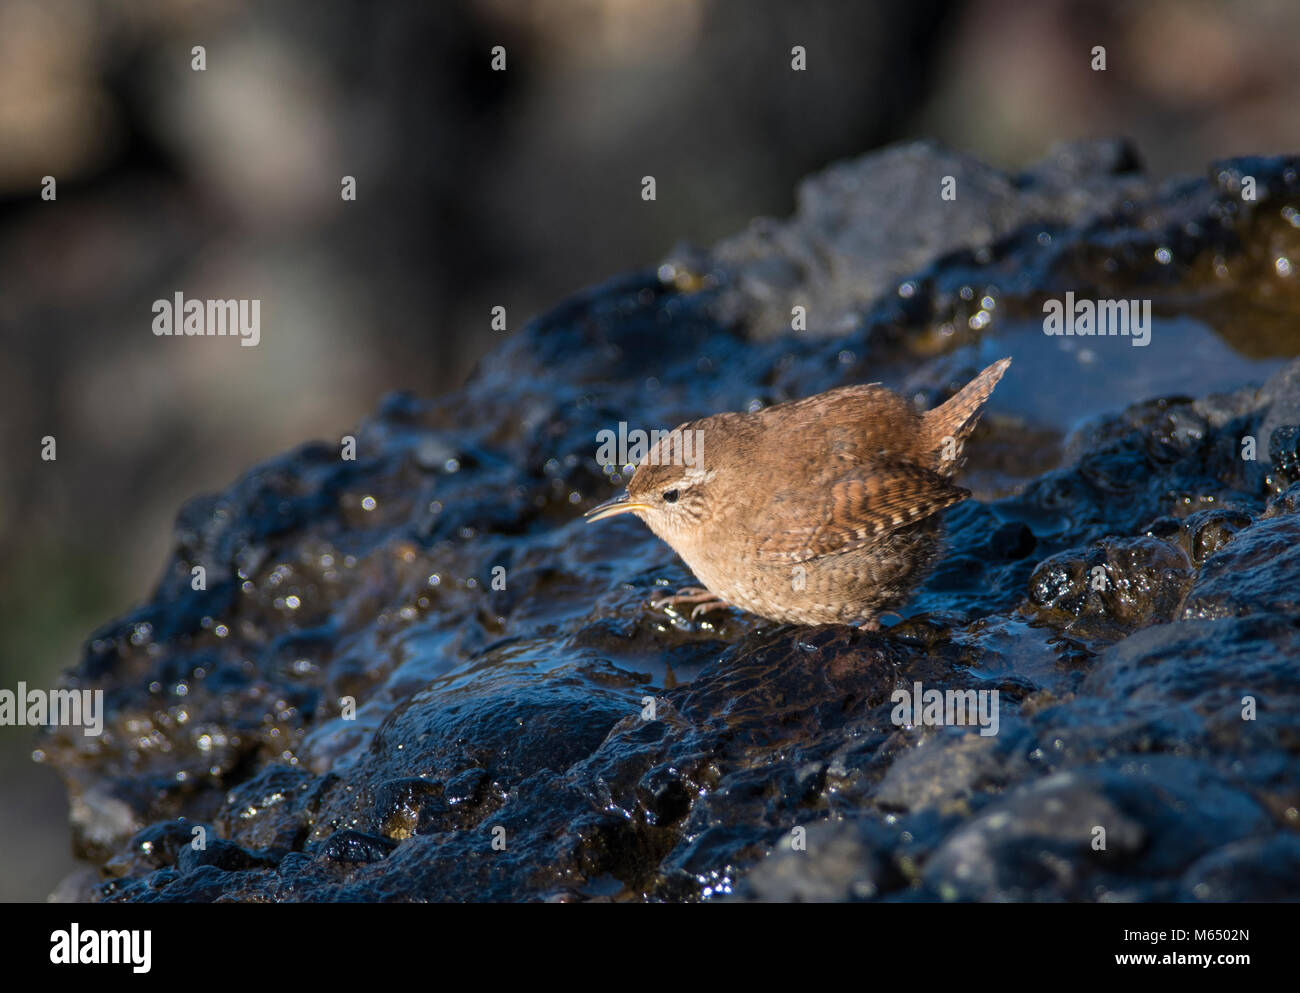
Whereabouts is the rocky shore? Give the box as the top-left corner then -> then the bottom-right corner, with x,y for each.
41,140 -> 1300,901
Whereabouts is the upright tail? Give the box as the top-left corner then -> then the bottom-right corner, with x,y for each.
923,357 -> 1011,475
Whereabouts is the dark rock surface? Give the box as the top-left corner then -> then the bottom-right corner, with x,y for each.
39,141 -> 1300,901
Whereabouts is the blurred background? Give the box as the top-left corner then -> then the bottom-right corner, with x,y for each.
1,0 -> 1297,901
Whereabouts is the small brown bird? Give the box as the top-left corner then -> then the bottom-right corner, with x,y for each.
585,358 -> 1010,628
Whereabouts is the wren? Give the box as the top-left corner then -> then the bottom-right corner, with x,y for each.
585,358 -> 1011,628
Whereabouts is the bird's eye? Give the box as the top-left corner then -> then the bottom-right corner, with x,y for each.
662,489 -> 680,503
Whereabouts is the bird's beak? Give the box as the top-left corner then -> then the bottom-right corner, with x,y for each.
584,490 -> 652,523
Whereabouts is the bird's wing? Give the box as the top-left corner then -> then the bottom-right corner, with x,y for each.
752,459 -> 969,564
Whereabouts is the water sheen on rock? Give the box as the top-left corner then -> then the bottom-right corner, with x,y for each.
40,140 -> 1300,902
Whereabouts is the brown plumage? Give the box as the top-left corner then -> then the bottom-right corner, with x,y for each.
585,358 -> 1011,627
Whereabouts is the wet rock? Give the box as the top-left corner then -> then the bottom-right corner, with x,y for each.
315,831 -> 397,865
1180,515 -> 1300,619
1179,834 -> 1300,901
875,728 -> 1031,814
1266,425 -> 1300,491
176,837 -> 281,874
987,521 -> 1037,560
105,820 -> 208,878
921,764 -> 1268,902
705,138 -> 1151,340
37,141 -> 1300,902
1256,357 -> 1300,482
1264,481 -> 1300,517
216,764 -> 323,851
373,778 -> 446,839
1183,508 -> 1254,564
1026,536 -> 1195,635
728,819 -> 901,902
1079,615 -> 1300,753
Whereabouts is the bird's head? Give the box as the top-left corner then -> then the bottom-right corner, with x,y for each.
584,427 -> 714,544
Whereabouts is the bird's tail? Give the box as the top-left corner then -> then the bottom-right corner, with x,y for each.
923,357 -> 1011,475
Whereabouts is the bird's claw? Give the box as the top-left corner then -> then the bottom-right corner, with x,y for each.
857,611 -> 902,632
651,586 -> 731,620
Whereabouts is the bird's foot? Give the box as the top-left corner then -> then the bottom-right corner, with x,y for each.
857,611 -> 902,632
651,586 -> 732,620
